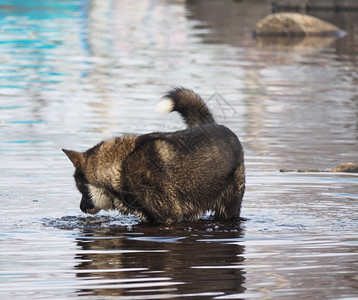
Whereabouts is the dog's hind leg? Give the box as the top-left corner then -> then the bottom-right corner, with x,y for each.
214,184 -> 240,220
214,165 -> 245,220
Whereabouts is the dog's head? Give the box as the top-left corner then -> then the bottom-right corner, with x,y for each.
62,149 -> 114,214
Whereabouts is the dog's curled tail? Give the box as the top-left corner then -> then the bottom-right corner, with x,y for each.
156,87 -> 215,127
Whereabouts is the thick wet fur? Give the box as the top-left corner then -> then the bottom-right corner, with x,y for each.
63,87 -> 245,224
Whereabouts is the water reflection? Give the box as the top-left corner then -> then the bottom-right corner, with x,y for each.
1,0 -> 358,299
74,222 -> 245,298
254,36 -> 339,50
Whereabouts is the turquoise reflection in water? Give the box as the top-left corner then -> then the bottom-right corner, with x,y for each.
0,0 -> 86,19
7,140 -> 50,143
7,120 -> 45,124
0,105 -> 24,109
0,0 -> 89,90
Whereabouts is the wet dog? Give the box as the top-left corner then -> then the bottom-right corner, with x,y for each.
63,88 -> 245,224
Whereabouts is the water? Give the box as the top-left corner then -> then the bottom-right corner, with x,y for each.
1,0 -> 358,298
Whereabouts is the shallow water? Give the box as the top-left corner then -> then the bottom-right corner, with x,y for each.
1,0 -> 358,299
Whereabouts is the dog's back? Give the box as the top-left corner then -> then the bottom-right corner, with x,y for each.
120,88 -> 245,223
123,124 -> 244,223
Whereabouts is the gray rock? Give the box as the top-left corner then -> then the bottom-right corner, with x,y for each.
253,13 -> 344,37
280,162 -> 358,173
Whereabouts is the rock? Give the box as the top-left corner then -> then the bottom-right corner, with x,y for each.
280,162 -> 358,173
253,13 -> 344,37
280,168 -> 323,172
331,162 -> 358,173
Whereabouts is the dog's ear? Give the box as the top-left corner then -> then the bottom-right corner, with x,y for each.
62,149 -> 85,169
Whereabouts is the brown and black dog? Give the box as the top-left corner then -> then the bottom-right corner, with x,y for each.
63,88 -> 245,224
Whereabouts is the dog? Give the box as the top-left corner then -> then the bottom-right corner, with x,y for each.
63,88 -> 245,224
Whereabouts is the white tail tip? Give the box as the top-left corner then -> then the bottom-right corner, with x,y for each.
156,97 -> 174,113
